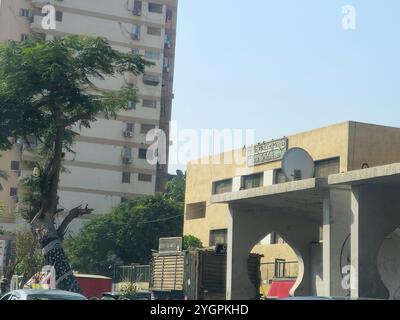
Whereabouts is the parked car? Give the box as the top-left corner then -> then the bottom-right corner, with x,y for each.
101,290 -> 155,300
0,289 -> 87,300
101,292 -> 120,300
280,296 -> 335,300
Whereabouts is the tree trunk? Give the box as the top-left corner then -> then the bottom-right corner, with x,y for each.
32,216 -> 82,293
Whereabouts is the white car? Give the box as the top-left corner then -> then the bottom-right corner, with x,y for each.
0,289 -> 87,300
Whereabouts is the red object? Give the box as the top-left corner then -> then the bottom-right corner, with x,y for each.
74,274 -> 112,299
267,279 -> 296,298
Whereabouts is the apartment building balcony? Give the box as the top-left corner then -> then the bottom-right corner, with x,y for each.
31,0 -> 166,26
30,14 -> 164,50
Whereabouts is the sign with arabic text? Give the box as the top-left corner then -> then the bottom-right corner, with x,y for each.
247,137 -> 288,166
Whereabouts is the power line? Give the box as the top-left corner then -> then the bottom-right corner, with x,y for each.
138,214 -> 183,225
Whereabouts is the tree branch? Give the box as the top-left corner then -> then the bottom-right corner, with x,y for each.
57,205 -> 94,239
64,113 -> 93,127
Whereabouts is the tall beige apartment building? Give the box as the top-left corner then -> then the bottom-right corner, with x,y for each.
0,0 -> 178,232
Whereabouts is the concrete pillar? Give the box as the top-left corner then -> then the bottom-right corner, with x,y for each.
226,204 -> 264,300
323,188 -> 351,297
350,185 -> 400,299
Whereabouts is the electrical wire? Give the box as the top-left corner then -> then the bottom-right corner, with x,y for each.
138,213 -> 183,225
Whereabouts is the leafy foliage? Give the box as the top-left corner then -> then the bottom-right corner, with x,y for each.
165,170 -> 185,203
118,282 -> 138,300
183,235 -> 203,250
0,35 -> 150,150
65,194 -> 183,275
14,231 -> 45,281
0,35 -> 150,222
0,35 -> 150,293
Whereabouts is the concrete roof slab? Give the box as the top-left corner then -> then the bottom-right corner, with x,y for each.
211,178 -> 327,221
328,163 -> 400,187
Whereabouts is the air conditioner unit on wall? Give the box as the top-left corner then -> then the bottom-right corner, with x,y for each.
123,131 -> 133,138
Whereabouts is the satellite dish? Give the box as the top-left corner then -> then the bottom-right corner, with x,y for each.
282,148 -> 315,181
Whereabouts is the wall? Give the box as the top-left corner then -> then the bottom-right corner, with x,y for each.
0,147 -> 19,227
348,122 -> 400,170
0,0 -> 33,42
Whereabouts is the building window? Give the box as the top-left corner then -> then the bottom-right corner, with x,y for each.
138,174 -> 152,182
133,0 -> 143,15
9,188 -> 17,197
241,173 -> 263,190
142,99 -> 157,108
141,124 -> 156,134
127,100 -> 136,110
126,123 -> 134,133
131,24 -> 141,40
315,157 -> 340,178
164,34 -> 171,48
56,11 -> 63,22
19,9 -> 32,18
148,3 -> 163,14
163,57 -> 170,69
10,161 -> 20,171
138,148 -> 148,160
147,26 -> 162,36
209,229 -> 227,246
122,147 -> 133,164
212,179 -> 232,195
270,232 -> 285,244
186,202 -> 206,220
132,48 -> 140,56
144,50 -> 161,60
122,172 -> 131,184
166,9 -> 173,21
143,74 -> 160,86
274,169 -> 287,184
21,34 -> 29,42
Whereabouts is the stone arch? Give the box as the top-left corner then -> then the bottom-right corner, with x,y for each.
227,205 -> 320,299
251,231 -> 299,298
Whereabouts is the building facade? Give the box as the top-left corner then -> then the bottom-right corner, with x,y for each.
184,121 -> 400,298
0,0 -> 178,232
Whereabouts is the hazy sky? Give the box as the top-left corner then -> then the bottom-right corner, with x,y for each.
168,0 -> 400,173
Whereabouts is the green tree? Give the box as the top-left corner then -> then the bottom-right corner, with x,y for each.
165,170 -> 185,203
14,231 -> 45,284
0,35 -> 149,292
183,235 -> 203,250
65,194 -> 183,276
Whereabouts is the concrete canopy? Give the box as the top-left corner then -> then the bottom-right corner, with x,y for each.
211,178 -> 328,223
212,163 -> 400,299
328,162 -> 400,187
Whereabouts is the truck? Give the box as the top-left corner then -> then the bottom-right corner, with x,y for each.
150,248 -> 261,300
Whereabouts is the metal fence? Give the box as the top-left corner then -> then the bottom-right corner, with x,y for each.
114,265 -> 150,283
